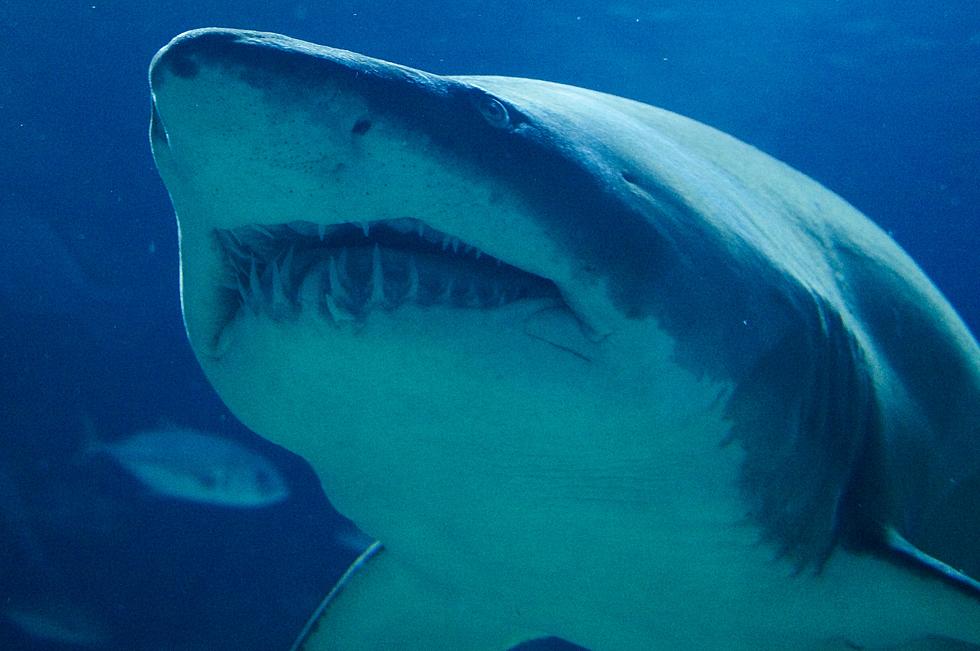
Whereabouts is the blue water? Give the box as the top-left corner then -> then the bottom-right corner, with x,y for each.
1,2 -> 977,649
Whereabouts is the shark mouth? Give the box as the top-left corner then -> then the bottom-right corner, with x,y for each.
214,218 -> 564,324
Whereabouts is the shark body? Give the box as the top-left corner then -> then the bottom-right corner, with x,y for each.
148,29 -> 980,650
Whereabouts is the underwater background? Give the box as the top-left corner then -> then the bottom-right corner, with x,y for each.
1,2 -> 977,649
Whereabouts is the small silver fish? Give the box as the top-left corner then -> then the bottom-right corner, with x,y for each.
90,424 -> 289,508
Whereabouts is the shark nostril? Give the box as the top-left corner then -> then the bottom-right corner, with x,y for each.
351,118 -> 373,135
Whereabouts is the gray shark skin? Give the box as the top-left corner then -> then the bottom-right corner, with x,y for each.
148,29 -> 980,650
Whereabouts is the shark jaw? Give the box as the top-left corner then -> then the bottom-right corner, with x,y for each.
207,217 -> 575,357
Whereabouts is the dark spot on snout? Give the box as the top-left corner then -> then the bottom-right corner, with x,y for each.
151,30 -> 240,88
169,55 -> 199,79
351,118 -> 373,135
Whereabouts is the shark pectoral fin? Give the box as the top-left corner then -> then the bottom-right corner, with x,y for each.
294,544 -> 539,651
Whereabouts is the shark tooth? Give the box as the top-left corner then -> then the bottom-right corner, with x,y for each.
406,255 -> 420,302
248,257 -> 261,313
323,293 -> 355,322
328,254 -> 351,303
268,258 -> 289,317
369,244 -> 385,306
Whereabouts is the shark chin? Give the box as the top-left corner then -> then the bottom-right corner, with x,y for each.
150,28 -> 980,650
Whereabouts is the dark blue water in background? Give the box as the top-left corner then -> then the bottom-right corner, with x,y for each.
0,2 -> 977,649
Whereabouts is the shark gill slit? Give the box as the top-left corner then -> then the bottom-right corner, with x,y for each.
213,218 -> 566,326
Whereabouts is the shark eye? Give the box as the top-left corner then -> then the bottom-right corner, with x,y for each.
476,95 -> 510,129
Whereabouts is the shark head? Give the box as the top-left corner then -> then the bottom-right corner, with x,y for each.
150,29 -> 980,649
148,27 -> 723,542
149,29 -> 641,345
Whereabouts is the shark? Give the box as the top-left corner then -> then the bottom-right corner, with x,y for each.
148,29 -> 980,650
